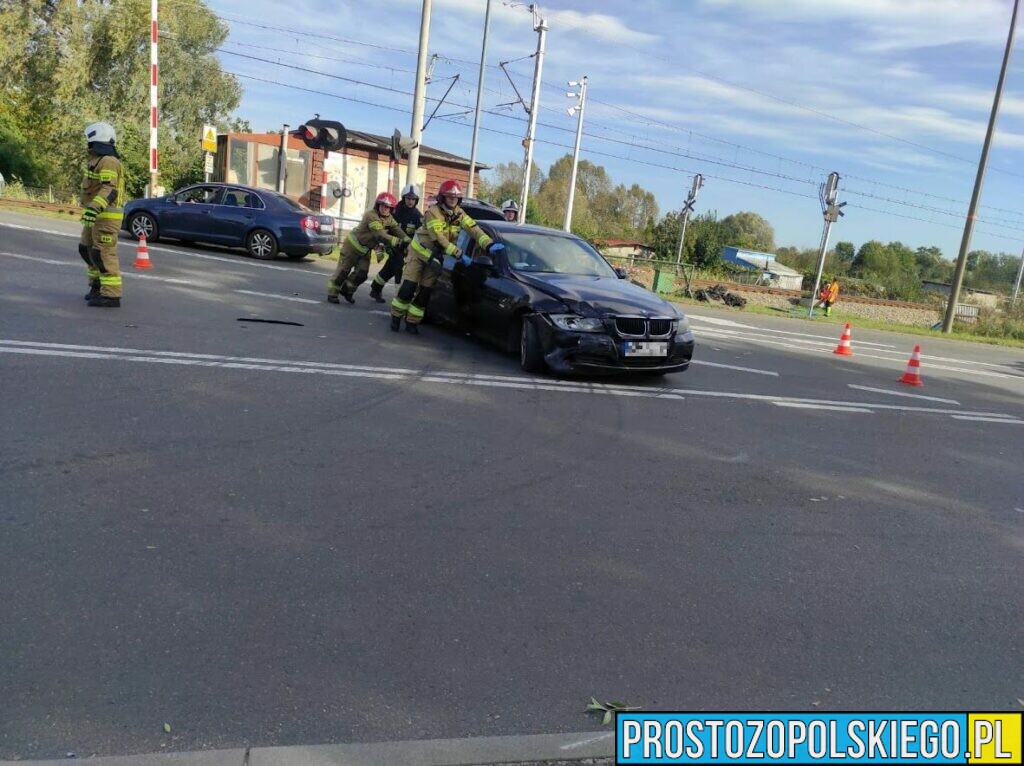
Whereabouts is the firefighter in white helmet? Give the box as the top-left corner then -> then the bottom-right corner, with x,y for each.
79,121 -> 126,307
501,199 -> 520,223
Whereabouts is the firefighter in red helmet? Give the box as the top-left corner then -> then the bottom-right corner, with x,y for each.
390,180 -> 504,334
328,191 -> 409,304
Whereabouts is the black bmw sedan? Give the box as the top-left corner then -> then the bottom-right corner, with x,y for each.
427,221 -> 695,375
121,183 -> 336,260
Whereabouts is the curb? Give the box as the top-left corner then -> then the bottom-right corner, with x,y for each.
0,731 -> 615,766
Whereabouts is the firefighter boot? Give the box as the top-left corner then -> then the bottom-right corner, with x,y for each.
369,283 -> 385,303
390,315 -> 402,332
405,322 -> 419,335
339,284 -> 355,304
84,282 -> 101,301
88,295 -> 121,308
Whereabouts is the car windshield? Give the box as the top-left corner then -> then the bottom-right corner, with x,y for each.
500,231 -> 617,277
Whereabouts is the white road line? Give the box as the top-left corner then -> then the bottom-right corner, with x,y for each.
1,251 -> 199,286
690,359 -> 779,376
696,327 -> 1024,381
234,289 -> 320,304
772,402 -> 873,413
951,415 -> 1024,424
0,221 -> 316,273
688,313 -> 898,348
3,339 -> 1021,420
847,384 -> 960,405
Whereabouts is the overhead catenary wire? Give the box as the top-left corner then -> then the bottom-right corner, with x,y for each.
215,15 -> 1024,222
216,49 -> 1024,237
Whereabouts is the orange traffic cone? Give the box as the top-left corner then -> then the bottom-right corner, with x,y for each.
898,345 -> 924,387
133,233 -> 153,269
833,323 -> 854,356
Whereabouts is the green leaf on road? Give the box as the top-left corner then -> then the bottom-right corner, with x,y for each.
163,723 -> 171,733
602,710 -> 612,726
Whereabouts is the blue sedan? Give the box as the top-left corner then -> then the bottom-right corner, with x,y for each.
121,182 -> 336,260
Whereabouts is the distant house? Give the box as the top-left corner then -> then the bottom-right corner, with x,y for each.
921,281 -> 999,308
213,130 -> 485,228
720,246 -> 804,290
595,239 -> 655,261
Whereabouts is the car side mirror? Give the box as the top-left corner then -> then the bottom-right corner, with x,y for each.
614,267 -> 628,279
473,255 -> 495,269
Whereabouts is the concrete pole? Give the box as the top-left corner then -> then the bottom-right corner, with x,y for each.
808,218 -> 834,317
674,208 -> 691,265
519,5 -> 547,223
149,0 -> 159,196
467,0 -> 492,198
563,76 -> 587,232
943,0 -> 1020,332
277,125 -> 288,194
808,172 -> 840,318
406,0 -> 432,192
1012,246 -> 1024,305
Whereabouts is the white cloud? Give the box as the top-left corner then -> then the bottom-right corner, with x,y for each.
544,9 -> 659,43
699,0 -> 1013,50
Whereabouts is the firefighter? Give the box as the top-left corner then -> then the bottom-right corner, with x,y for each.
79,121 -> 126,307
369,184 -> 422,303
390,179 -> 504,335
328,191 -> 409,304
501,199 -> 520,223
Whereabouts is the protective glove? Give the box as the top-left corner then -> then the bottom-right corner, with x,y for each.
488,242 -> 505,254
80,207 -> 99,226
375,249 -> 386,264
459,254 -> 472,267
450,246 -> 463,258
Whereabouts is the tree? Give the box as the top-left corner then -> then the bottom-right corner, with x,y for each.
0,0 -> 241,196
479,161 -> 544,211
833,241 -> 856,264
720,211 -> 775,252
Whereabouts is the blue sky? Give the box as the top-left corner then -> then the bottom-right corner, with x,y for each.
204,0 -> 1024,258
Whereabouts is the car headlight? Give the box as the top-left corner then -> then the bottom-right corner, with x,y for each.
548,314 -> 604,332
674,316 -> 691,334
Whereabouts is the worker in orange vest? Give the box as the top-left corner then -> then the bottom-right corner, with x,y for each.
819,278 -> 840,316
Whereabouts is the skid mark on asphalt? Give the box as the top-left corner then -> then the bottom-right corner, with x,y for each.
3,339 -> 1021,423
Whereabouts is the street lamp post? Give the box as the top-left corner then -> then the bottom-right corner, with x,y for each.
563,76 -> 588,232
406,0 -> 432,190
519,4 -> 547,222
467,0 -> 492,198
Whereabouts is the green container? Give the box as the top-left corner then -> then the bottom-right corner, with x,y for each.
651,268 -> 676,294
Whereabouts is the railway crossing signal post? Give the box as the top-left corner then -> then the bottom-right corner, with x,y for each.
675,174 -> 703,265
808,171 -> 846,318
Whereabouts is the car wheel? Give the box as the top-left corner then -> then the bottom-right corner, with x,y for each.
246,229 -> 278,260
284,252 -> 308,261
128,212 -> 158,242
518,315 -> 546,373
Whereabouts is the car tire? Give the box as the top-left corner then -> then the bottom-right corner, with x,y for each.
284,252 -> 309,261
128,212 -> 158,242
518,315 -> 546,374
246,229 -> 278,260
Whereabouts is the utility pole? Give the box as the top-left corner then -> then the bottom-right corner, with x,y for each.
1012,246 -> 1024,305
277,124 -> 289,193
562,76 -> 588,232
467,0 -> 492,198
674,174 -> 703,265
519,3 -> 547,223
808,171 -> 845,318
943,0 -> 1020,332
149,0 -> 159,196
406,0 -> 432,190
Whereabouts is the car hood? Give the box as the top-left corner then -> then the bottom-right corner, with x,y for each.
513,273 -> 680,318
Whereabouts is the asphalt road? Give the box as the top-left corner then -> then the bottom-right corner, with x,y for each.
1,211 -> 1022,760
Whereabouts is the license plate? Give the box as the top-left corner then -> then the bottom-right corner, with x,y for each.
623,341 -> 668,357
320,219 -> 334,232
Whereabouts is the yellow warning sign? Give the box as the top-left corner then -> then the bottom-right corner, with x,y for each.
201,124 -> 217,153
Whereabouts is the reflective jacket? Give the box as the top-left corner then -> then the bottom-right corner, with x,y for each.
410,203 -> 493,261
345,208 -> 409,254
824,281 -> 840,301
392,203 -> 423,239
81,152 -> 125,220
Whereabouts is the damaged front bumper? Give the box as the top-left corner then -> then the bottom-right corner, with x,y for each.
537,320 -> 695,375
